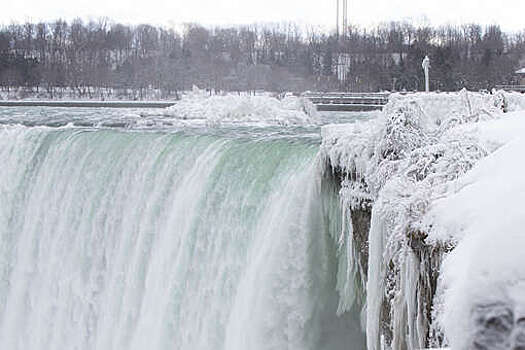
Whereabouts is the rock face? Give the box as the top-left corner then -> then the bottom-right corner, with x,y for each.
472,303 -> 514,350
350,207 -> 371,282
326,167 -> 448,349
320,90 -> 525,350
470,300 -> 525,350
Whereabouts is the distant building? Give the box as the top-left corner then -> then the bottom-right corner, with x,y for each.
391,53 -> 407,65
516,68 -> 525,85
336,53 -> 351,82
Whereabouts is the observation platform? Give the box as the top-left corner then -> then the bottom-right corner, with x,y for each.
495,85 -> 525,93
303,92 -> 389,112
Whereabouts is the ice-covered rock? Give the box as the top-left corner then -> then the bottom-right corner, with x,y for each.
423,113 -> 525,350
319,90 -> 525,350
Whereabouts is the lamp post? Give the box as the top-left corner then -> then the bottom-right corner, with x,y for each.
422,55 -> 430,92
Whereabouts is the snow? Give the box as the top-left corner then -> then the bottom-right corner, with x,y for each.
163,90 -> 319,126
319,89 -> 525,349
424,110 -> 525,242
423,113 -> 525,350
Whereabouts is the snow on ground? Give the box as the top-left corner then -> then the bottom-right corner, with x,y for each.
163,89 -> 319,126
320,89 -> 525,349
423,111 -> 525,350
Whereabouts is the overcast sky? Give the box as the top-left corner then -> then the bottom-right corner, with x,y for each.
1,0 -> 524,32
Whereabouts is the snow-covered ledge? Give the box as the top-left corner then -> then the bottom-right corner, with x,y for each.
319,90 -> 525,350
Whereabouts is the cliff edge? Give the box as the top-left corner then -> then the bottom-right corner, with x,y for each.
320,90 -> 525,349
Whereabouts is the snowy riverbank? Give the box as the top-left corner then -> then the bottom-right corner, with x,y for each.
320,90 -> 525,349
0,86 -> 277,102
0,86 -> 319,127
0,86 -> 180,101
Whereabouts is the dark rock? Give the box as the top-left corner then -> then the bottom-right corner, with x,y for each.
471,303 -> 513,350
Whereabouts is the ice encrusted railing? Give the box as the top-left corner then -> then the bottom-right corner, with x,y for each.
319,89 -> 525,350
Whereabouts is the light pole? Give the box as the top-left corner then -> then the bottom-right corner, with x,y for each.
422,55 -> 430,92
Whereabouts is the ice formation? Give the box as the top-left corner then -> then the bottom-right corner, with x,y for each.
163,90 -> 319,126
320,89 -> 525,349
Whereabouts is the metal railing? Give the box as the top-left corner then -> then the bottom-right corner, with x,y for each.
302,92 -> 390,111
495,85 -> 525,93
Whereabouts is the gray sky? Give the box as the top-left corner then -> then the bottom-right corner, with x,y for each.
1,0 -> 524,32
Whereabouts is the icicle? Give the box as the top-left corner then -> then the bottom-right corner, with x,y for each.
366,206 -> 387,350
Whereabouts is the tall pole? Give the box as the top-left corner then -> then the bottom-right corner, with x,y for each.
343,0 -> 348,37
336,0 -> 340,38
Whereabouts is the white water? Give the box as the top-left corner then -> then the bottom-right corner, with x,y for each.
0,116 -> 365,350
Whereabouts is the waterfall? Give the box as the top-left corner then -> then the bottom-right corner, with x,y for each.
0,125 -> 365,350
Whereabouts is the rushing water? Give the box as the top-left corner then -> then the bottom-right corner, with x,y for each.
0,107 -> 372,350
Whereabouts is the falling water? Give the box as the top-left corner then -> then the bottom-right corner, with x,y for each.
0,108 -> 366,350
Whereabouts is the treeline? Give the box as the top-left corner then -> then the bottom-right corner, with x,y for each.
1,18 -> 524,97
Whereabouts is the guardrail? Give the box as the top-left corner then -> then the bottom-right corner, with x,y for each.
495,85 -> 525,93
303,92 -> 389,112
